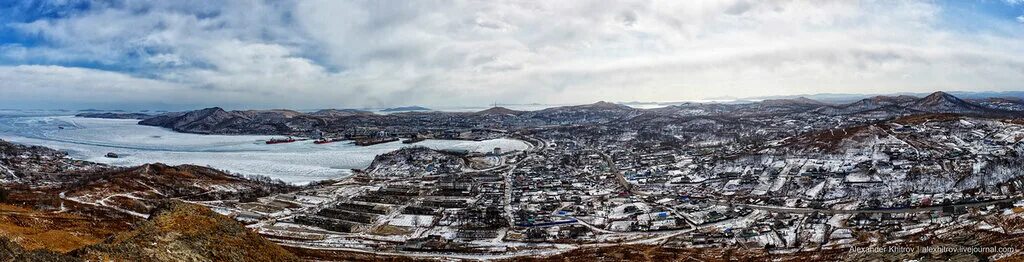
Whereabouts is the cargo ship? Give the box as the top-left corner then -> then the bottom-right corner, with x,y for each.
354,137 -> 399,146
314,137 -> 345,144
266,137 -> 298,144
402,136 -> 426,144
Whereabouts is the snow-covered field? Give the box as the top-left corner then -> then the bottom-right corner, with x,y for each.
0,115 -> 529,184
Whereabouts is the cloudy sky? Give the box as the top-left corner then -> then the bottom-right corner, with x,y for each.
1,0 -> 1023,110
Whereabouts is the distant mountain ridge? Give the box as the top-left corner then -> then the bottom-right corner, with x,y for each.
309,108 -> 373,117
909,91 -> 992,113
138,101 -> 644,134
381,106 -> 431,112
741,90 -> 1024,103
764,96 -> 828,105
75,112 -> 152,119
475,106 -> 523,115
139,107 -> 323,135
137,92 -> 1023,136
773,91 -> 1015,117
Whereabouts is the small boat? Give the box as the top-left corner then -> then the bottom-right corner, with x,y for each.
266,137 -> 298,144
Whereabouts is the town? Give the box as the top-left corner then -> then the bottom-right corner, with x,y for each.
158,92 -> 1024,260
3,92 -> 1024,260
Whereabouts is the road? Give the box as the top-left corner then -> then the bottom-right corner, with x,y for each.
500,134 -> 543,227
594,149 -> 650,196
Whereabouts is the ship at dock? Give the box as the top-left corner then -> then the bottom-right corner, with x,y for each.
402,136 -> 426,144
314,137 -> 345,144
265,137 -> 298,144
353,137 -> 399,146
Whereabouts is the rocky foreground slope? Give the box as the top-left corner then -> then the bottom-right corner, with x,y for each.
73,201 -> 300,262
1,202 -> 300,262
0,139 -> 302,261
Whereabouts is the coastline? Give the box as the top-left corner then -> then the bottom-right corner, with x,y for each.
0,115 -> 529,185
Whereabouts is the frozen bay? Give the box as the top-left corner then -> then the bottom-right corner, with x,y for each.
0,115 -> 529,184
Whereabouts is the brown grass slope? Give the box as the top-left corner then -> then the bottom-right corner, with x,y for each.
71,201 -> 300,262
0,203 -> 124,254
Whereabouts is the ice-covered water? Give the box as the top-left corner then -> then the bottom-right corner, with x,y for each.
0,115 -> 530,184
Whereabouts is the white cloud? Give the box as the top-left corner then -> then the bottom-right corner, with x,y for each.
0,65 -> 190,107
2,0 -> 1024,108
